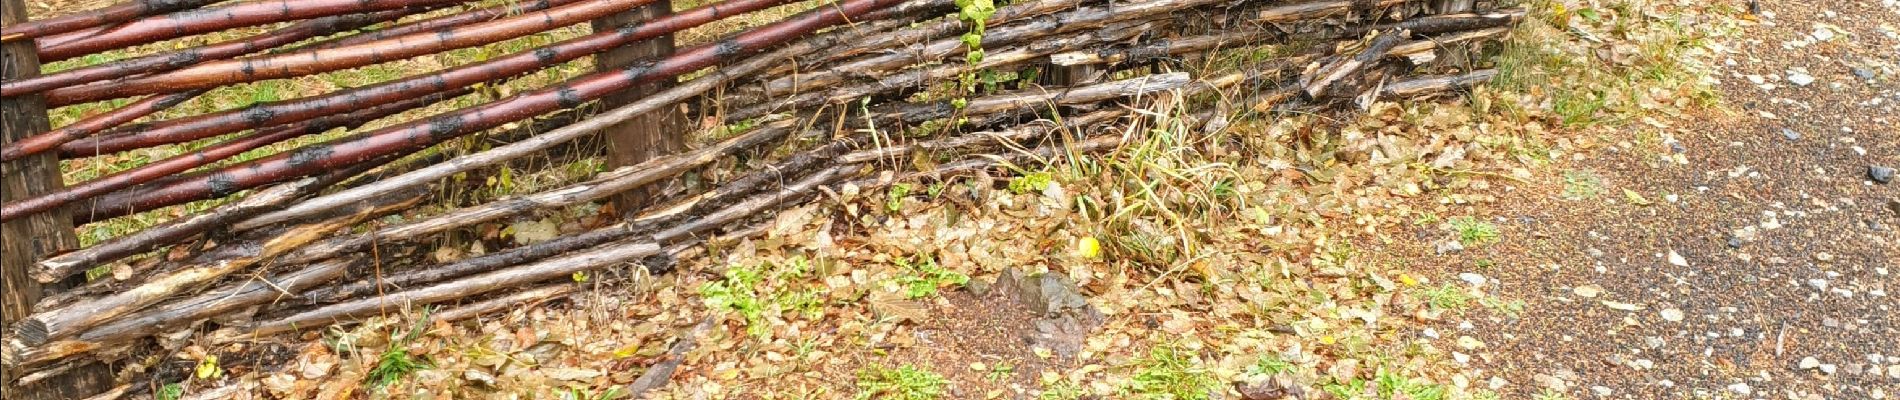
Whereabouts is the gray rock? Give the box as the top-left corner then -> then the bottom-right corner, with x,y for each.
1871,166 -> 1896,184
1728,382 -> 1753,396
1781,127 -> 1802,141
1726,235 -> 1744,249
1853,67 -> 1876,80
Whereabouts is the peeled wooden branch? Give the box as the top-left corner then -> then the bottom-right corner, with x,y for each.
229,167 -> 852,340
1051,31 -> 1272,67
748,0 -> 1222,102
12,192 -> 424,347
54,0 -> 808,153
1256,0 -> 1412,22
1302,29 -> 1406,98
5,259 -> 360,370
34,0 -> 469,62
729,20 -> 1154,121
1379,69 -> 1496,98
2,90 -> 458,223
0,90 -> 204,162
50,0 -> 661,103
2,8 -> 420,97
0,0 -> 219,42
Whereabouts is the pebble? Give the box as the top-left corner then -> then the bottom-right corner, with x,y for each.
1459,272 -> 1488,286
1667,250 -> 1689,267
1660,308 -> 1685,322
1801,356 -> 1822,369
1808,279 -> 1829,291
1422,328 -> 1439,339
1726,235 -> 1744,248
1574,284 -> 1604,298
1814,252 -> 1835,262
1854,67 -> 1876,80
1729,382 -> 1754,396
1789,71 -> 1816,86
1590,386 -> 1614,397
1871,166 -> 1896,184
1781,128 -> 1802,140
1820,363 -> 1838,375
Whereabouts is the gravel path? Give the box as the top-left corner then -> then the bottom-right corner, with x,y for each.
1381,2 -> 1898,399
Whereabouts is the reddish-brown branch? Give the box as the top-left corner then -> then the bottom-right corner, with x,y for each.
1,90 -> 461,223
47,0 -> 659,102
0,90 -> 204,162
85,0 -> 903,216
0,0 -> 220,43
51,0 -> 802,155
34,0 -> 468,62
2,7 -> 424,97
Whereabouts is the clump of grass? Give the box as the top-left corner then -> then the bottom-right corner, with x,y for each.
1447,216 -> 1500,246
155,382 -> 184,400
1419,283 -> 1472,311
701,256 -> 826,337
855,364 -> 947,400
1533,388 -> 1572,400
364,309 -> 435,388
1124,345 -> 1221,400
891,254 -> 967,299
1373,369 -> 1448,400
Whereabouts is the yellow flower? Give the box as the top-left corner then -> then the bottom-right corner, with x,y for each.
1074,236 -> 1103,259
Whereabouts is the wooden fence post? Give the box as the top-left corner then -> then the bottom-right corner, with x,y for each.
592,1 -> 686,215
2,0 -> 113,398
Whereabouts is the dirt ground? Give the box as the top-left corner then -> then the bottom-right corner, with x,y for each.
1364,1 -> 1899,398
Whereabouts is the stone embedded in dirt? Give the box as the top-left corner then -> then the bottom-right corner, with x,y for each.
991,268 -> 1104,361
1781,128 -> 1803,140
1814,252 -> 1835,262
1660,308 -> 1685,322
1853,67 -> 1876,80
1668,250 -> 1690,267
1728,382 -> 1754,396
1889,199 -> 1900,218
1458,272 -> 1487,286
1727,235 -> 1745,248
1591,386 -> 1614,397
1573,284 -> 1604,298
1789,71 -> 1816,86
1869,166 -> 1896,184
1801,356 -> 1822,369
1435,239 -> 1464,255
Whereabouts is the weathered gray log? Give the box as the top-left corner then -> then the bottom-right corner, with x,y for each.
1379,69 -> 1497,98
12,191 -> 424,346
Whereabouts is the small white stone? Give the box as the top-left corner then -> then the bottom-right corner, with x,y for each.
1789,71 -> 1816,86
1459,272 -> 1488,286
1819,363 -> 1838,374
1728,382 -> 1753,396
1668,250 -> 1689,267
1801,356 -> 1822,369
1590,386 -> 1613,397
1423,328 -> 1440,339
1660,308 -> 1685,322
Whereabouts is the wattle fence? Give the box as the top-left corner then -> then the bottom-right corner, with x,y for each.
0,0 -> 1518,397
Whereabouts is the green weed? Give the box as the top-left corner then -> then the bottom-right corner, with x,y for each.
1420,283 -> 1471,311
891,255 -> 967,299
1447,217 -> 1499,246
156,382 -> 184,400
855,364 -> 947,400
1124,345 -> 1220,400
